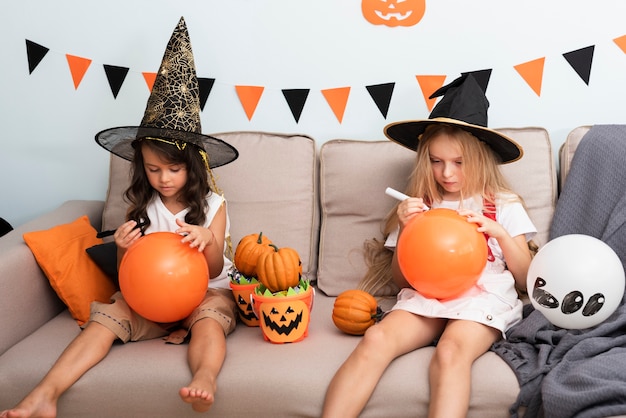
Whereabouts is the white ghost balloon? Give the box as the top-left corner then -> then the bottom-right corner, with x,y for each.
527,234 -> 625,329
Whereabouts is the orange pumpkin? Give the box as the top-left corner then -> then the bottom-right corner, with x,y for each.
256,245 -> 302,293
234,232 -> 273,277
332,290 -> 382,335
361,0 -> 426,28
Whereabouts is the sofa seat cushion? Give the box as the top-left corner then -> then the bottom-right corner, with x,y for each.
0,292 -> 519,418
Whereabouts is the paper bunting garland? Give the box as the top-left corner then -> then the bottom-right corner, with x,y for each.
103,64 -> 129,99
366,83 -> 395,118
282,89 -> 310,122
614,35 -> 626,54
25,40 -> 49,74
563,46 -> 594,85
462,69 -> 492,93
65,54 -> 92,90
24,33 -> 608,123
514,58 -> 545,97
198,77 -> 215,111
142,72 -> 157,91
235,85 -> 265,121
416,75 -> 447,111
321,87 -> 351,123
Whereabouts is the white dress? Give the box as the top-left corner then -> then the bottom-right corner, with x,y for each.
142,192 -> 233,289
387,195 -> 536,337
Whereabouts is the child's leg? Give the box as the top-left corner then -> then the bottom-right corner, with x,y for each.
179,317 -> 226,413
322,310 -> 446,418
427,320 -> 500,418
0,322 -> 117,418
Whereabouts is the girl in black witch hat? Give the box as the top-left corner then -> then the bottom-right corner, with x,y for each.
323,74 -> 537,417
2,17 -> 239,417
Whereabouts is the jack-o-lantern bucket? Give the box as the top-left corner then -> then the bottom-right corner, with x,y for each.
252,279 -> 314,344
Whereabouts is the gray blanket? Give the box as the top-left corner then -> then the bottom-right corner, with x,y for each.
492,125 -> 626,418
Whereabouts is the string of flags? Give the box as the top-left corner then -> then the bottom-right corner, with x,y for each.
24,36 -> 626,123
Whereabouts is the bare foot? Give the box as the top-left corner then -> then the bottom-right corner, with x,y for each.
179,380 -> 216,413
0,392 -> 57,418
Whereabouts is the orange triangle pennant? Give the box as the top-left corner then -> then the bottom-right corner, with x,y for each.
65,54 -> 92,89
142,72 -> 157,92
614,35 -> 626,54
321,87 -> 351,123
235,85 -> 265,120
415,75 -> 447,111
514,57 -> 545,96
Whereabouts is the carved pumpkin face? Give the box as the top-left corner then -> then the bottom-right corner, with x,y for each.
260,299 -> 310,344
361,0 -> 426,27
230,282 -> 259,327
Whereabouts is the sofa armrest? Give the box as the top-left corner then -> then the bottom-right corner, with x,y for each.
0,200 -> 104,356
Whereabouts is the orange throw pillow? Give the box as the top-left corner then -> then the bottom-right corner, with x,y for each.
23,215 -> 117,325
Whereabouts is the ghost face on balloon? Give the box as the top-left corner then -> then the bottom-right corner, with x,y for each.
527,234 -> 625,330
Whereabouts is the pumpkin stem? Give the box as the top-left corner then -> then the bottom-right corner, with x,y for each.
256,232 -> 264,244
371,306 -> 383,322
268,243 -> 279,252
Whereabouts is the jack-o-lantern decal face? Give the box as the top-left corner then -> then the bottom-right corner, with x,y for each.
260,300 -> 310,343
361,0 -> 426,27
232,288 -> 259,326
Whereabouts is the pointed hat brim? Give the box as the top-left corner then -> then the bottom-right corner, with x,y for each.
384,117 -> 522,164
95,126 -> 238,168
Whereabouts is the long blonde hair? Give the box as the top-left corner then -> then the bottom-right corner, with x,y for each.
358,124 -> 524,295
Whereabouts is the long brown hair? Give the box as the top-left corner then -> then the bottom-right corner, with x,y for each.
124,139 -> 212,231
358,124 -> 523,295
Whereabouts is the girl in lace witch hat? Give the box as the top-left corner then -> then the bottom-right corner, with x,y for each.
1,17 -> 239,417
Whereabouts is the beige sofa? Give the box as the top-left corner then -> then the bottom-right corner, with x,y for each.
1,127 -> 568,417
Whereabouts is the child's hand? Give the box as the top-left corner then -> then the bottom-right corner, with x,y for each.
114,220 -> 143,250
458,209 -> 506,239
397,197 -> 429,228
176,218 -> 215,252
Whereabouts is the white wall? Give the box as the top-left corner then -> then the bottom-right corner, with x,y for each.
2,1 -> 626,227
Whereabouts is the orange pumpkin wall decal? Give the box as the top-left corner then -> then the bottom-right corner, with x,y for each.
361,0 -> 426,27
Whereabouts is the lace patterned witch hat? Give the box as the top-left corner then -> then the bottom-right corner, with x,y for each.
95,16 -> 238,169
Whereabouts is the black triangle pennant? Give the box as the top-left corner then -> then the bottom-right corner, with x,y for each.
103,64 -> 129,99
461,69 -> 492,93
563,45 -> 594,85
366,82 -> 395,118
25,39 -> 49,74
282,89 -> 310,123
198,78 -> 215,111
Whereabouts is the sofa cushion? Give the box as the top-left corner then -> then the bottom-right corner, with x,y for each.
317,140 -> 415,296
559,125 -> 591,190
496,127 -> 557,248
22,215 -> 117,325
102,131 -> 319,279
317,128 -> 557,296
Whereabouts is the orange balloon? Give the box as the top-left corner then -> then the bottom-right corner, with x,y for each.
397,208 -> 487,300
119,232 -> 209,322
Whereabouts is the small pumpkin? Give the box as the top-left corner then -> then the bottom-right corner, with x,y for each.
256,244 -> 303,293
332,289 -> 382,336
234,232 -> 273,277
